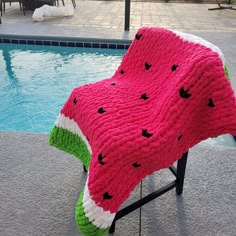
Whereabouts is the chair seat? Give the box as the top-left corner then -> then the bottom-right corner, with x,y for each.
49,27 -> 236,236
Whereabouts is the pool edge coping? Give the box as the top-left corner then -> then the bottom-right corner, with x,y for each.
0,33 -> 132,49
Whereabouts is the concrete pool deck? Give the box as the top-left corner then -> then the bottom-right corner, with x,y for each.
0,132 -> 236,236
0,1 -> 236,235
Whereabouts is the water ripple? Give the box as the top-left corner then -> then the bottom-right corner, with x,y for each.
0,44 -> 125,133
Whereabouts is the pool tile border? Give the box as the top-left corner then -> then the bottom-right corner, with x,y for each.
0,37 -> 130,50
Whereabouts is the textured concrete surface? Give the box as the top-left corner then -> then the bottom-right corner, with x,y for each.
0,132 -> 235,235
0,132 -> 140,236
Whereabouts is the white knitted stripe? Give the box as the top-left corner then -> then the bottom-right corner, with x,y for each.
55,113 -> 92,154
172,30 -> 225,64
83,181 -> 116,229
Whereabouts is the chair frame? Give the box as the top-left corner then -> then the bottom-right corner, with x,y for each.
109,151 -> 188,233
84,151 -> 188,233
208,0 -> 236,10
56,0 -> 76,9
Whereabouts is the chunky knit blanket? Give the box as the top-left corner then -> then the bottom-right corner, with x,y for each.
49,27 -> 236,235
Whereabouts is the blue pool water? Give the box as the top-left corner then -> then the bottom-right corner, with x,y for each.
0,43 -> 126,133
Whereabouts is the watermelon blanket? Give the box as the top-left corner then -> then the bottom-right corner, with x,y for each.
49,27 -> 236,235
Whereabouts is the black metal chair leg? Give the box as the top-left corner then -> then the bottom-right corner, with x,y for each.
109,221 -> 116,234
83,165 -> 87,173
71,0 -> 76,8
176,151 -> 188,195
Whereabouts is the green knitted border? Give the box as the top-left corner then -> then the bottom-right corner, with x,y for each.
224,65 -> 231,81
75,191 -> 110,236
49,126 -> 90,169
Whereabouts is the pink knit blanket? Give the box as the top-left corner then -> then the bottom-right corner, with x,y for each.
49,27 -> 236,235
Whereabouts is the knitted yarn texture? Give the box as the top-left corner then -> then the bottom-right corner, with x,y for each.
49,27 -> 236,236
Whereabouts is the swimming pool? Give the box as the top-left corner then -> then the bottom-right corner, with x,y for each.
0,43 -> 126,133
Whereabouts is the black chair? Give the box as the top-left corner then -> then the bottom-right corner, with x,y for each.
108,152 -> 188,233
83,151 -> 188,233
35,0 -> 76,10
57,0 -> 76,9
0,0 -> 25,16
49,27 -> 236,235
208,0 -> 236,10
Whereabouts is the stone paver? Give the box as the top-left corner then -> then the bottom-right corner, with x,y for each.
0,1 -> 236,40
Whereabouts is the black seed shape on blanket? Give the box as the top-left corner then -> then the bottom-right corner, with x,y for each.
98,153 -> 106,165
86,136 -> 90,141
178,135 -> 183,141
98,107 -> 106,114
180,87 -> 192,99
73,98 -> 77,104
145,62 -> 152,70
142,129 -> 153,138
133,162 -> 141,168
172,64 -> 178,71
141,93 -> 149,100
111,83 -> 116,86
103,192 -> 113,200
120,69 -> 125,74
135,33 -> 142,40
208,98 -> 215,107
